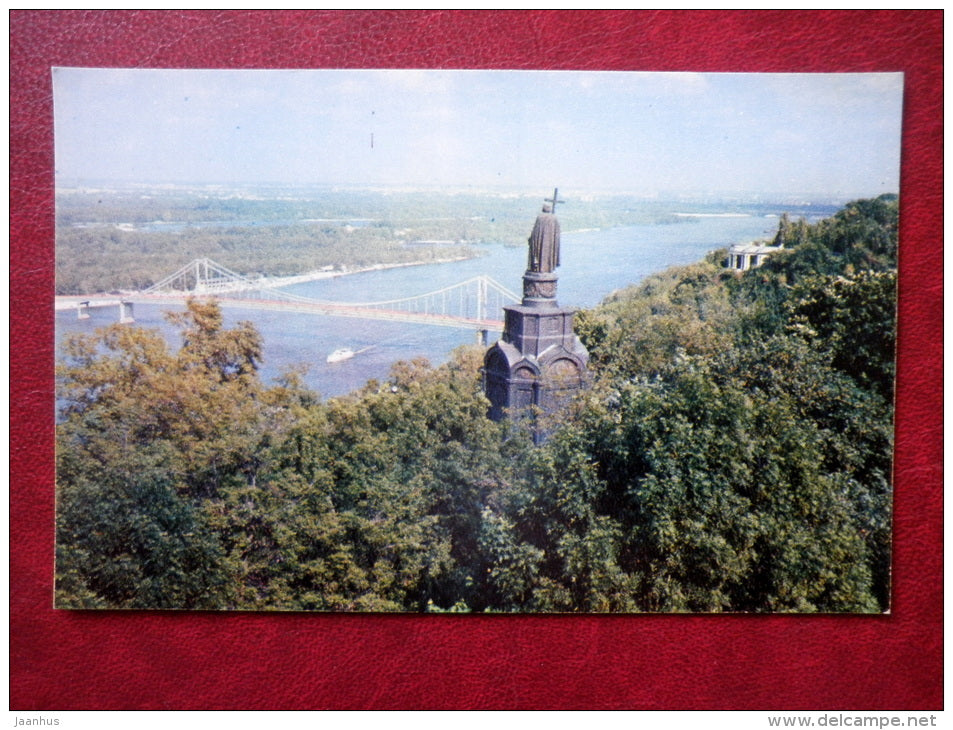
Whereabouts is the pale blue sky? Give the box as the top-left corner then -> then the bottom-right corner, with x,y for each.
53,68 -> 903,198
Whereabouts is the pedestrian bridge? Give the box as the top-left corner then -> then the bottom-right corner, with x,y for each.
55,257 -> 520,338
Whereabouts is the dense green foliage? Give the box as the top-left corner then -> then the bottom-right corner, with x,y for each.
56,196 -> 896,612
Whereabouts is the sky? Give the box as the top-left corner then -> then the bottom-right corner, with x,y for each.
53,68 -> 904,198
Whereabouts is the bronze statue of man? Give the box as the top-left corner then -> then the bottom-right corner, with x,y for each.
527,203 -> 560,273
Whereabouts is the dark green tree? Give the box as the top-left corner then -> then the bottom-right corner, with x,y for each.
56,299 -> 270,607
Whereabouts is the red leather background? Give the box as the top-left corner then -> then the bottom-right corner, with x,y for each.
10,11 -> 942,710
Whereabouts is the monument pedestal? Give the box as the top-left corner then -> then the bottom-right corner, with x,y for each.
521,270 -> 560,305
483,269 -> 589,439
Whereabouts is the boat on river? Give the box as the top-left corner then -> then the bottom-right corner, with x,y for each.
327,348 -> 355,363
327,344 -> 377,363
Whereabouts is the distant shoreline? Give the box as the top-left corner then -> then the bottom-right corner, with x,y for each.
255,254 -> 475,288
672,212 -> 752,218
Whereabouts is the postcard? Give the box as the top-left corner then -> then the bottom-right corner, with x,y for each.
53,69 -> 903,613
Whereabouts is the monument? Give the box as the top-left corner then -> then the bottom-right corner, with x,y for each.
483,189 -> 590,440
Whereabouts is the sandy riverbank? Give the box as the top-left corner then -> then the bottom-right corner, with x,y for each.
255,255 -> 475,288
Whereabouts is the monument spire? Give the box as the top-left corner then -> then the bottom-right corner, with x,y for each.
544,187 -> 564,214
483,190 -> 589,442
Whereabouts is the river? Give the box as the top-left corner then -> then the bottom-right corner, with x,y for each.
55,208 -> 835,399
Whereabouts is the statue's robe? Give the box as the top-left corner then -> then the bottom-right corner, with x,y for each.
528,212 -> 560,273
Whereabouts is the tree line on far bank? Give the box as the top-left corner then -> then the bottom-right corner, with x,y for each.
55,194 -> 897,612
55,187 -> 810,295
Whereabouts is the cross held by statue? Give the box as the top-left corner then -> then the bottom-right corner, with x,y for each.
545,188 -> 565,214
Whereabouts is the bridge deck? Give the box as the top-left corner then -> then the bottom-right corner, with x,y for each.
55,293 -> 505,331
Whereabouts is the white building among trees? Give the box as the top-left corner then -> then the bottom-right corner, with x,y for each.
726,241 -> 783,271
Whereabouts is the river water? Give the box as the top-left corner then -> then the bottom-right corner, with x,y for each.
55,208 -> 834,399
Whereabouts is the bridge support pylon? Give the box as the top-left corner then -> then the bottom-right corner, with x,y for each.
77,301 -> 90,320
119,301 -> 135,324
476,329 -> 489,347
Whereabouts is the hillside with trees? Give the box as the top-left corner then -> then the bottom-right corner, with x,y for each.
55,195 -> 897,612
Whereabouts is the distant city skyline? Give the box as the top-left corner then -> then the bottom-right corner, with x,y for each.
53,69 -> 903,199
